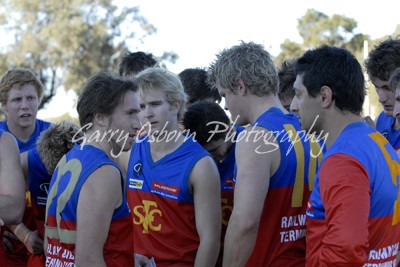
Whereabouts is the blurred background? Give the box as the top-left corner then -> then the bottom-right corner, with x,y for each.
0,0 -> 398,123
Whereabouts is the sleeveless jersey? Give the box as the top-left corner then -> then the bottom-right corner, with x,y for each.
375,111 -> 400,150
126,135 -> 210,267
0,119 -> 51,153
0,119 -> 51,266
45,144 -> 133,267
306,122 -> 400,266
28,147 -> 51,239
244,107 -> 321,267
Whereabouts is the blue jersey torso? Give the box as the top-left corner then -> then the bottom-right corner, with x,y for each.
376,111 -> 400,150
47,144 -> 129,224
0,119 -> 51,152
307,122 -> 399,220
127,135 -> 210,202
218,125 -> 245,191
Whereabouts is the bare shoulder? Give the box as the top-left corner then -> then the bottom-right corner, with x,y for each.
235,126 -> 280,159
0,132 -> 18,150
189,156 -> 219,187
87,164 -> 121,187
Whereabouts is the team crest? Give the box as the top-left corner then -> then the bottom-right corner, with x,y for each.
133,161 -> 143,177
382,130 -> 389,139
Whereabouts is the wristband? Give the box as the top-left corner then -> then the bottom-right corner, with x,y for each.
13,224 -> 31,244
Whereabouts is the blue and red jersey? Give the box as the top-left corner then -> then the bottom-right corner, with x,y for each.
376,111 -> 400,150
45,144 -> 133,267
244,107 -> 322,266
126,135 -> 210,266
0,119 -> 51,266
27,147 -> 51,240
306,122 -> 400,266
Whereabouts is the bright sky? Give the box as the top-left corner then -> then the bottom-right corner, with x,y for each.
38,0 -> 399,119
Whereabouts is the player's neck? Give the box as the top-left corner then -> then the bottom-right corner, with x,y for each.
149,133 -> 185,162
324,112 -> 363,149
248,95 -> 285,124
6,120 -> 36,142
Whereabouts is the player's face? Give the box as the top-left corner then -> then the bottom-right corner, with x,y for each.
371,77 -> 395,116
108,91 -> 141,153
203,138 -> 230,163
290,95 -> 300,119
4,84 -> 39,130
217,86 -> 247,126
140,89 -> 179,135
293,75 -> 322,133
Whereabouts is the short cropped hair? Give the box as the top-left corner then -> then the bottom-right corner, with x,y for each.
365,37 -> 400,81
77,72 -> 138,128
134,67 -> 187,121
209,41 -> 279,96
183,101 -> 230,145
37,120 -> 83,174
0,68 -> 44,107
296,45 -> 365,114
389,67 -> 400,92
178,68 -> 221,105
118,51 -> 158,77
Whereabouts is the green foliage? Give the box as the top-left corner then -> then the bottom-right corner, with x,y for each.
274,8 -> 400,119
276,9 -> 370,66
45,112 -> 79,125
0,0 -> 159,108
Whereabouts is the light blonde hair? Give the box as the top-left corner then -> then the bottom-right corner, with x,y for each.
134,67 -> 187,121
37,120 -> 82,174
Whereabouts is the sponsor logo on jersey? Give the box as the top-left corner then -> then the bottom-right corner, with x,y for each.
129,178 -> 144,189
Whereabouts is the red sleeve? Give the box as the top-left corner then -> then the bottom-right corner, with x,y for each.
318,154 -> 370,266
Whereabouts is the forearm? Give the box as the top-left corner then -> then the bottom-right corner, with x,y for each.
0,196 -> 24,224
194,236 -> 220,267
222,220 -> 258,267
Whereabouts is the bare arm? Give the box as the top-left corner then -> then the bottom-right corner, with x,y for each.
223,128 -> 279,267
75,165 -> 122,267
190,156 -> 221,267
7,151 -> 44,254
0,132 -> 25,224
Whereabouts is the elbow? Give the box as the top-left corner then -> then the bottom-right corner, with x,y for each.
2,197 -> 25,225
229,214 -> 260,237
320,241 -> 368,265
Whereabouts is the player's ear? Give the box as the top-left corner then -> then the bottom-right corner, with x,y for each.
319,85 -> 333,108
235,78 -> 247,96
94,113 -> 109,128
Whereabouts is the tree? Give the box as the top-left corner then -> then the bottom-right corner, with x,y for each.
275,9 -> 386,118
0,0 -> 174,109
275,9 -> 370,65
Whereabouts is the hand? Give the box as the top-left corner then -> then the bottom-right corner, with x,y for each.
135,253 -> 150,267
24,230 -> 44,254
3,230 -> 18,252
